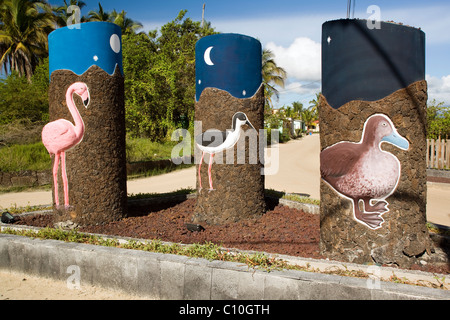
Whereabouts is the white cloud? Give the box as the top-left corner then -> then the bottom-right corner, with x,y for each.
266,37 -> 321,82
426,74 -> 450,105
211,13 -> 333,46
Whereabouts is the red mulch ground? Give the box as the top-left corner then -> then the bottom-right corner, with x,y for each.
13,198 -> 449,275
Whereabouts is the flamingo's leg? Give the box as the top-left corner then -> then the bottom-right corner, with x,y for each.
208,153 -> 215,191
61,151 -> 70,207
198,152 -> 205,191
53,153 -> 60,207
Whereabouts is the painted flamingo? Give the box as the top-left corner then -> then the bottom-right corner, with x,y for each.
42,82 -> 90,208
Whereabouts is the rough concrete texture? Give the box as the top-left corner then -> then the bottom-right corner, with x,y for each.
319,80 -> 433,267
0,233 -> 448,300
193,85 -> 266,225
48,66 -> 127,226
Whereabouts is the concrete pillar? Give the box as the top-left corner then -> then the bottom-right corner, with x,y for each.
319,19 -> 432,267
192,34 -> 266,225
45,22 -> 127,226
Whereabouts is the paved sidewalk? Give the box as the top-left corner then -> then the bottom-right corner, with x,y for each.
0,134 -> 448,226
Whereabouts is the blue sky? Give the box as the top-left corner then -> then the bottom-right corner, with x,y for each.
24,1 -> 450,107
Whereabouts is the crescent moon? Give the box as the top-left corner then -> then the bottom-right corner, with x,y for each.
204,46 -> 214,66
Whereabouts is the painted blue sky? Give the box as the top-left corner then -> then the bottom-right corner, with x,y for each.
36,1 -> 450,107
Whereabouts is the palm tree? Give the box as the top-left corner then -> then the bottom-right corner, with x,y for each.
301,107 -> 318,130
0,0 -> 54,80
309,92 -> 321,113
87,2 -> 110,22
88,5 -> 143,35
110,9 -> 143,35
262,48 -> 287,110
291,101 -> 304,119
52,0 -> 87,28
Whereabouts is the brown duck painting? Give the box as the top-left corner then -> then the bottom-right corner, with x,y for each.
320,114 -> 410,230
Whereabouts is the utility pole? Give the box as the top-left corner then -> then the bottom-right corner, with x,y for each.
347,0 -> 356,19
202,3 -> 206,28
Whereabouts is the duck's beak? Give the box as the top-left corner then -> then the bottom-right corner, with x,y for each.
381,131 -> 410,150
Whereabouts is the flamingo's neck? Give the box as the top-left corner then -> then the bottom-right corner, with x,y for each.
66,86 -> 85,140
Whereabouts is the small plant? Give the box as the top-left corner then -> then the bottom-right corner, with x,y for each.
265,189 -> 320,205
426,222 -> 450,236
1,204 -> 52,214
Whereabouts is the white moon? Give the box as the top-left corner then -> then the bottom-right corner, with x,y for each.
110,34 -> 121,53
204,46 -> 214,66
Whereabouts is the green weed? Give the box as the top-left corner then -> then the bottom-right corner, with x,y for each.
0,142 -> 51,172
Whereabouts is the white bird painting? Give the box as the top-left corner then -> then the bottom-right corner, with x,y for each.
195,112 -> 256,191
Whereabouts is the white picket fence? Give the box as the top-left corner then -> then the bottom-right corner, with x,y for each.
427,138 -> 450,169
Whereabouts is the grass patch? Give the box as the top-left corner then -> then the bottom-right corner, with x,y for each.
0,142 -> 51,172
265,188 -> 320,205
427,222 -> 450,237
0,137 -> 192,179
128,188 -> 196,201
0,227 -> 289,272
5,204 -> 52,215
126,138 -> 191,163
126,163 -> 194,180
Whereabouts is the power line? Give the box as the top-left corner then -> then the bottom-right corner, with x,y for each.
276,80 -> 321,94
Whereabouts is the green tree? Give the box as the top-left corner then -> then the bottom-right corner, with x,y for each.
0,0 -> 54,80
309,92 -> 321,113
122,31 -> 166,139
87,2 -> 110,22
427,99 -> 450,139
123,10 -> 216,140
87,4 -> 143,35
262,48 -> 287,110
0,67 -> 49,124
110,9 -> 143,35
291,101 -> 304,119
301,107 -> 318,130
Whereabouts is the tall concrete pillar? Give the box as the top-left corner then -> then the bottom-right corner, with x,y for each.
319,19 -> 432,267
45,22 -> 127,226
192,34 -> 266,225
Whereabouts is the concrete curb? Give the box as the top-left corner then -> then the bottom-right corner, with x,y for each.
0,233 -> 449,300
427,169 -> 450,179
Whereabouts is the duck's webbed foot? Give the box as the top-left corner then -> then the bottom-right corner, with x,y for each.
353,199 -> 385,229
363,199 -> 389,213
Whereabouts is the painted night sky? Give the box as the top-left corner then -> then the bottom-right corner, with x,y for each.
48,22 -> 123,77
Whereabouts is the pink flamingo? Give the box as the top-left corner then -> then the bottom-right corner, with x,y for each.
42,82 -> 90,208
